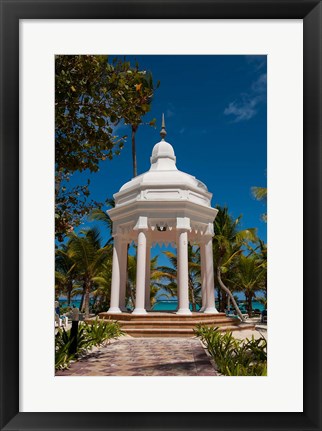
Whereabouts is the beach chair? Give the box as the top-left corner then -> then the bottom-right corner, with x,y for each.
261,310 -> 267,324
55,313 -> 62,327
61,315 -> 68,326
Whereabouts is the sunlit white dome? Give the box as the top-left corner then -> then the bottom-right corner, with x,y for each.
113,115 -> 214,211
117,136 -> 209,202
150,139 -> 176,164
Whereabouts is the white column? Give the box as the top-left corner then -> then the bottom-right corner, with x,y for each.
199,241 -> 207,312
176,245 -> 180,311
108,235 -> 122,313
176,230 -> 192,315
145,240 -> 151,311
133,230 -> 148,314
119,241 -> 128,312
204,236 -> 218,314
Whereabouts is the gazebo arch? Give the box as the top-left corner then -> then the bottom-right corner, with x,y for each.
107,116 -> 219,316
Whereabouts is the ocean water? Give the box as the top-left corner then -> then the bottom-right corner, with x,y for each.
58,297 -> 265,312
152,300 -> 265,312
58,296 -> 94,309
152,301 -> 201,311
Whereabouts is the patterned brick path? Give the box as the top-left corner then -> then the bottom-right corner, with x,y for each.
56,337 -> 218,376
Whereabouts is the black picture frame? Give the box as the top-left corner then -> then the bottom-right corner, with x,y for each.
1,1 -> 321,430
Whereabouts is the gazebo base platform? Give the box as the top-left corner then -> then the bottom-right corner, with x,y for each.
94,312 -> 255,338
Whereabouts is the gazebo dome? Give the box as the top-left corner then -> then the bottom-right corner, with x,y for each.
117,138 -> 211,207
150,139 -> 176,163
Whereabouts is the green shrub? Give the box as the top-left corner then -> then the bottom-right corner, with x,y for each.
84,318 -> 123,346
194,325 -> 267,376
55,328 -> 74,370
55,319 -> 123,370
55,327 -> 75,370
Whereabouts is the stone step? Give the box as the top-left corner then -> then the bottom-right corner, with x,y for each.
124,324 -> 255,338
91,312 -> 253,338
99,312 -> 227,322
119,318 -> 239,328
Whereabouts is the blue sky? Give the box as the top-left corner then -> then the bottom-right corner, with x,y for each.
69,55 -> 267,257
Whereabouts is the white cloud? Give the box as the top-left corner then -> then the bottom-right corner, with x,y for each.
244,55 -> 266,71
224,98 -> 257,122
224,73 -> 266,122
251,73 -> 267,93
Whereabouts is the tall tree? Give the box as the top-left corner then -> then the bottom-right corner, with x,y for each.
55,56 -> 158,240
213,206 -> 258,321
230,254 -> 266,316
66,228 -> 110,318
87,198 -> 115,244
109,61 -> 159,177
55,245 -> 77,305
90,258 -> 114,313
157,245 -> 202,311
126,253 -> 162,309
252,186 -> 267,222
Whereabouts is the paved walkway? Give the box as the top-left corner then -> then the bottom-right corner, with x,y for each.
56,337 -> 219,376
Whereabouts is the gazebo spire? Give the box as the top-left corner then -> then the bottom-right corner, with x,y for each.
160,113 -> 167,140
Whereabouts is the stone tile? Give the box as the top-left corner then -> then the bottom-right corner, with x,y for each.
55,337 -> 218,377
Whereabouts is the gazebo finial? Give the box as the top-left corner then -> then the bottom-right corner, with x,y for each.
160,113 -> 167,140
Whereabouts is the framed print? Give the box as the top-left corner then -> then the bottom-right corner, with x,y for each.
0,0 -> 321,430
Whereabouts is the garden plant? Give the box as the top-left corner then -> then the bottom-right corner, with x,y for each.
55,319 -> 123,370
194,325 -> 267,376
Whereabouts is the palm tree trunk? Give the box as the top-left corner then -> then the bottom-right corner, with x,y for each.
80,282 -> 86,312
221,291 -> 228,311
67,280 -> 73,306
127,282 -> 136,309
217,287 -> 221,311
246,293 -> 253,317
84,280 -> 91,319
131,125 -> 138,177
216,260 -> 245,322
92,294 -> 97,308
189,282 -> 196,312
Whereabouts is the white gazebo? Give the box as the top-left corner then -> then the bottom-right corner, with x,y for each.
107,117 -> 219,316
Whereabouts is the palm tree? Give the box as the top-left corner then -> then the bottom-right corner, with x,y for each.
66,227 -> 111,318
251,187 -> 267,201
126,252 -> 163,309
127,253 -> 137,308
157,245 -> 202,311
55,245 -> 75,305
111,63 -> 158,177
254,239 -> 267,290
87,198 -> 115,244
255,294 -> 267,310
230,254 -> 266,316
213,206 -> 258,321
129,71 -> 158,178
252,239 -> 267,311
90,256 -> 113,313
252,186 -> 267,222
55,245 -> 77,305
